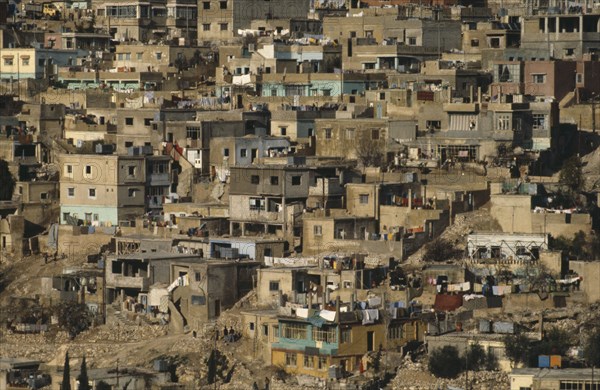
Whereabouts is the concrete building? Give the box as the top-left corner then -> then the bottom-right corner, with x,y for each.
0,48 -> 82,80
509,368 -> 600,390
271,300 -> 424,378
59,153 -> 146,226
467,232 -> 549,261
196,0 -> 311,42
93,0 -> 198,43
520,13 -> 600,59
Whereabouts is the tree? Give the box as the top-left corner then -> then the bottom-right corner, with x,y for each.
372,344 -> 383,373
95,382 -> 111,390
207,349 -> 217,385
583,329 -> 600,368
61,352 -> 71,390
503,333 -> 531,368
54,302 -> 93,339
428,346 -> 462,378
355,138 -> 384,167
559,156 -> 584,193
422,238 -> 460,262
0,159 -> 15,201
465,343 -> 487,371
78,356 -> 90,390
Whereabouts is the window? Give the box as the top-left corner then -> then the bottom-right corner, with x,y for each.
85,165 -> 92,175
125,117 -> 134,126
263,324 -> 269,336
279,127 -> 287,136
340,328 -> 351,343
128,188 -> 137,197
38,59 -> 45,66
532,114 -> 547,130
40,192 -> 48,200
191,295 -> 206,305
220,23 -> 228,31
324,128 -> 332,139
303,355 -> 314,369
497,114 -> 511,130
88,188 -> 96,198
155,52 -> 162,60
564,48 -> 575,56
249,197 -> 265,211
371,129 -> 380,140
559,381 -> 600,390
125,142 -> 133,148
22,58 -> 29,66
251,175 -> 260,184
144,118 -> 152,126
532,74 -> 546,84
240,148 -> 247,158
388,324 -> 403,339
471,39 -> 479,47
359,194 -> 369,204
128,166 -> 136,176
93,214 -> 99,221
249,322 -> 255,331
489,37 -> 500,48
66,165 -> 73,176
281,323 -> 307,340
202,23 -> 210,31
223,148 -> 229,157
270,176 -> 279,185
426,120 -> 441,130
312,326 -> 336,343
318,356 -> 328,370
314,225 -> 322,236
408,37 -> 417,45
137,52 -> 143,60
3,58 -> 13,66
220,1 -> 227,8
186,126 -> 201,139
269,281 -> 279,291
322,89 -> 331,96
195,272 -> 201,282
285,353 -> 297,367
291,176 -> 301,186
203,1 -> 210,9
67,187 -> 75,197
576,73 -> 583,83
271,88 -> 277,96
345,128 -> 355,139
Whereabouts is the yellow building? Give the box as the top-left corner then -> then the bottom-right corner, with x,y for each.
271,306 -> 424,379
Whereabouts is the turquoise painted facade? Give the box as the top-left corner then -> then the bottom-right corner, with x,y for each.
60,205 -> 119,226
261,79 -> 381,97
272,320 -> 339,355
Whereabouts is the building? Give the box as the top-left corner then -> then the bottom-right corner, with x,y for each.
59,153 -> 146,226
197,0 -> 311,42
509,368 -> 600,390
520,13 -> 600,59
271,298 -> 424,378
0,48 -> 82,80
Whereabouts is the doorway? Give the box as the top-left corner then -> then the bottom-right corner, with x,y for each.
367,331 -> 375,352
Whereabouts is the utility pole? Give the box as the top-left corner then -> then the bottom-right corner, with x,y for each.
591,92 -> 597,134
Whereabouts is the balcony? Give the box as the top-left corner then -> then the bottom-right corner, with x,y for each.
443,103 -> 479,113
148,172 -> 171,187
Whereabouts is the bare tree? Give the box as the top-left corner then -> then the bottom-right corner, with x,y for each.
355,138 -> 384,167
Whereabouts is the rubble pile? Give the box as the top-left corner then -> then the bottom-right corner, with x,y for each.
76,323 -> 168,343
581,145 -> 600,191
0,330 -> 69,361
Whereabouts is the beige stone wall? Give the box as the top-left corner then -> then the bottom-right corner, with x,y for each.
490,194 -> 532,233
